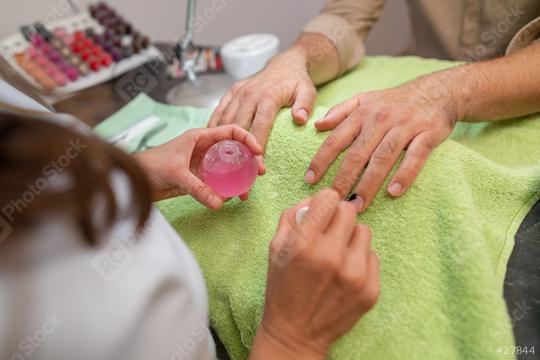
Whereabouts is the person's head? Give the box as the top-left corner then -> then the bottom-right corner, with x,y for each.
0,109 -> 152,244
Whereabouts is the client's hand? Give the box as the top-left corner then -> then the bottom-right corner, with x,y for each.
134,125 -> 265,209
250,189 -> 380,360
306,73 -> 459,212
208,47 -> 316,149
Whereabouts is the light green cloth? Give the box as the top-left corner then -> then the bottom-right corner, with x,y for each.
99,57 -> 540,360
94,93 -> 211,153
160,56 -> 538,359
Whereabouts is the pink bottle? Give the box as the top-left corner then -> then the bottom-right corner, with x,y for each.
201,140 -> 258,198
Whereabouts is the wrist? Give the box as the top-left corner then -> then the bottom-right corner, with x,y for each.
249,321 -> 328,360
132,150 -> 172,201
433,65 -> 472,122
269,45 -> 309,71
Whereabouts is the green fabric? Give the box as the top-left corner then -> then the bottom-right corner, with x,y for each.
94,93 -> 211,153
157,56 -> 540,359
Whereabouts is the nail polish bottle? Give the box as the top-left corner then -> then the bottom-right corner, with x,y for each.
201,140 -> 258,197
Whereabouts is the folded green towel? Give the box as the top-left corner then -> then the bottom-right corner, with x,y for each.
157,56 -> 540,360
94,93 -> 211,153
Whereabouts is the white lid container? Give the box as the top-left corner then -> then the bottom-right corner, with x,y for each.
221,33 -> 279,80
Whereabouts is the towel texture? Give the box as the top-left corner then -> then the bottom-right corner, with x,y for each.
157,56 -> 540,359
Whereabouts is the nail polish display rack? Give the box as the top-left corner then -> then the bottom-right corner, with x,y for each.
0,2 -> 162,98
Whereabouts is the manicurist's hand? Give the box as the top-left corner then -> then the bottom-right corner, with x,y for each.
134,125 -> 265,209
306,73 -> 460,212
249,189 -> 380,360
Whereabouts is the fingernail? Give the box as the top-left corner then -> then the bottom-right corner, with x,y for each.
304,169 -> 315,184
315,116 -> 326,125
352,196 -> 364,212
297,108 -> 308,122
388,182 -> 402,196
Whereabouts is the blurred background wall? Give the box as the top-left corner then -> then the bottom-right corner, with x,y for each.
0,0 -> 410,55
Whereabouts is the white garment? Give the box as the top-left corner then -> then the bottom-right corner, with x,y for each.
0,81 -> 217,360
0,202 -> 217,360
0,206 -> 216,360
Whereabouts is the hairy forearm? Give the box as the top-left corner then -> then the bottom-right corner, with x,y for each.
445,42 -> 540,122
283,33 -> 341,85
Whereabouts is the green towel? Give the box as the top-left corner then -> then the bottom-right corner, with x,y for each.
156,56 -> 540,359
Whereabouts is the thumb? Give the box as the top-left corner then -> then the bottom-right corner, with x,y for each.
292,82 -> 316,125
181,172 -> 224,210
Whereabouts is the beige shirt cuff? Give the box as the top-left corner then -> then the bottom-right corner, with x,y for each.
302,13 -> 365,75
506,16 -> 540,55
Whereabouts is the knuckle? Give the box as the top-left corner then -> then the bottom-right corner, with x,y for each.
316,254 -> 341,273
318,188 -> 340,203
344,150 -> 367,165
323,133 -> 342,150
418,136 -> 436,151
191,182 -> 207,198
374,109 -> 391,123
251,118 -> 268,133
372,146 -> 395,164
303,84 -> 317,97
345,271 -> 368,292
333,175 -> 355,194
243,86 -> 258,99
364,283 -> 381,307
269,239 -> 283,257
227,124 -> 243,133
257,104 -> 272,118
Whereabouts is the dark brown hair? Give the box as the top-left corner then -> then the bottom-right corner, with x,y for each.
0,109 -> 152,245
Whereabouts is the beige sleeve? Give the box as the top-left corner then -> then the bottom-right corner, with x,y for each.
302,0 -> 386,75
506,16 -> 540,55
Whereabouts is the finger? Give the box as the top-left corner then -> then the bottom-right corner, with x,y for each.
344,225 -> 380,307
269,207 -> 296,253
330,123 -> 386,198
195,125 -> 264,156
353,128 -> 410,211
387,131 -> 436,197
180,171 -> 223,210
315,95 -> 362,131
360,251 -> 381,309
343,224 -> 372,276
305,114 -> 363,185
300,188 -> 340,234
326,201 -> 357,248
256,155 -> 266,175
292,82 -> 317,125
235,95 -> 259,129
208,92 -> 233,127
219,97 -> 241,125
251,100 -> 280,150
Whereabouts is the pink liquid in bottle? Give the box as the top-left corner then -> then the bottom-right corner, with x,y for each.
201,140 -> 258,197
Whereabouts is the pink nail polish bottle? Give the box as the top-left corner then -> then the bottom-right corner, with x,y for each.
201,140 -> 258,198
